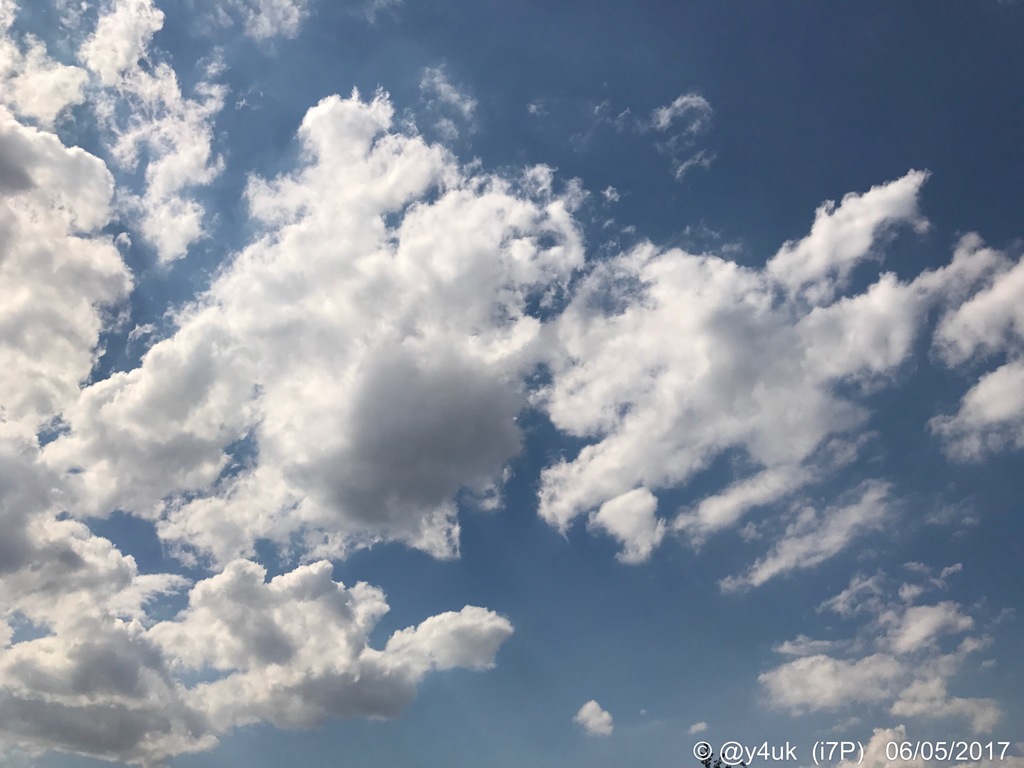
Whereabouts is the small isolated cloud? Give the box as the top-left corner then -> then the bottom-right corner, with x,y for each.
570,99 -> 633,150
648,92 -> 714,179
650,93 -> 713,133
229,0 -> 311,40
773,634 -> 840,657
688,721 -> 709,734
602,185 -> 620,202
364,0 -> 402,23
574,700 -> 613,736
569,92 -> 712,179
419,65 -> 476,139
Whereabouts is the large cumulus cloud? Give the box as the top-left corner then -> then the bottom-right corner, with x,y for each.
46,89 -> 584,564
1,79 -> 523,766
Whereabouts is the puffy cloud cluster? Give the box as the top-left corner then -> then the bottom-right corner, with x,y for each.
150,560 -> 512,734
0,506 -> 214,764
0,98 -> 210,763
760,565 -> 1000,733
46,89 -> 584,565
537,170 -> 1010,568
0,75 -> 518,765
0,0 -> 231,262
0,534 -> 512,764
2,414 -> 510,764
80,0 -> 226,262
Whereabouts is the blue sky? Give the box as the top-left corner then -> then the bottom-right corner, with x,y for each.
1,1 -> 1023,767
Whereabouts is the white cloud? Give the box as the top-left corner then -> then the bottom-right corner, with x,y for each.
720,482 -> 892,591
79,0 -> 226,262
819,573 -> 888,618
767,171 -> 929,305
537,172 -> 980,567
574,699 -> 613,736
688,721 -> 709,734
0,423 -> 212,764
420,65 -> 476,120
650,93 -> 712,133
0,616 -> 216,764
229,0 -> 310,39
883,602 -> 974,654
363,0 -> 401,23
932,360 -> 1024,458
1,294 -> 513,767
419,65 -> 477,139
647,93 -> 714,179
537,170 -> 1019,573
0,509 -> 513,762
3,13 -> 1020,756
79,0 -> 163,85
891,676 -> 1000,734
0,108 -> 131,431
761,571 -> 1001,732
47,89 -> 584,565
930,242 -> 1024,459
670,148 -> 715,180
760,653 -> 903,712
150,560 -> 512,732
676,465 -> 812,542
0,383 -> 513,765
932,236 -> 1024,366
587,487 -> 666,564
0,7 -> 88,127
0,86 -> 535,764
773,634 -> 840,657
840,725 -> 927,768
